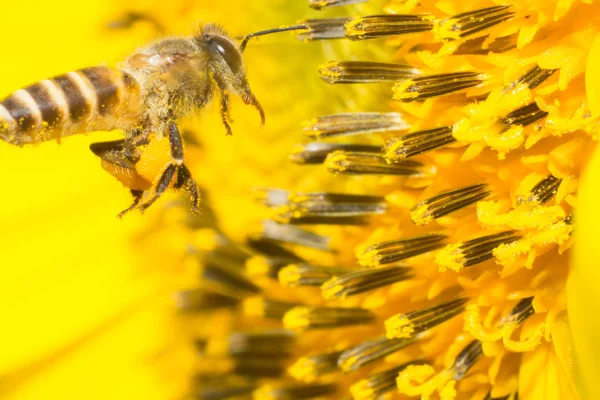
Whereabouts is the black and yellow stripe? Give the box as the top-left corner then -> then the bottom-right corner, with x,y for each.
0,66 -> 140,145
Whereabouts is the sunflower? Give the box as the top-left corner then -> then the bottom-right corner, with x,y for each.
1,0 -> 598,399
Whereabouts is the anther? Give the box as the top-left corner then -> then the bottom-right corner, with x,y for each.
385,298 -> 468,339
321,266 -> 413,299
262,220 -> 331,251
303,112 -> 407,139
338,334 -> 422,371
520,175 -> 562,205
451,340 -> 484,379
279,263 -> 350,287
499,103 -> 548,127
435,5 -> 516,41
290,142 -> 381,164
192,376 -> 256,400
319,61 -> 419,84
243,296 -> 301,320
253,383 -> 336,400
297,18 -> 349,40
436,230 -> 522,271
344,14 -> 435,40
410,183 -> 491,225
384,126 -> 456,162
358,234 -> 447,267
501,297 -> 534,325
206,329 -> 297,359
308,0 -> 366,10
174,288 -> 240,311
284,306 -> 376,331
483,391 -> 515,400
393,72 -> 485,101
271,192 -> 388,225
288,349 -> 346,381
199,252 -> 261,295
350,360 -> 429,400
510,65 -> 556,90
325,151 -> 437,176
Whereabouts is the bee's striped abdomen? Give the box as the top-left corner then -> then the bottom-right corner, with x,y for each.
0,66 -> 141,146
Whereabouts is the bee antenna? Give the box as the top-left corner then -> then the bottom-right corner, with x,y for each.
240,24 -> 309,52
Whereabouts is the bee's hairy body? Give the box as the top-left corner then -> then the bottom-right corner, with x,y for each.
0,24 -> 265,215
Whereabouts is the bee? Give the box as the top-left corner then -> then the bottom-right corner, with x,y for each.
0,23 -> 306,216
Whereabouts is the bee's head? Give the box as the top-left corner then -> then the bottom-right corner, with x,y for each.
194,24 -> 264,125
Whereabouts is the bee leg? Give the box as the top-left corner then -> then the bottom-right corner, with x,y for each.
220,92 -> 233,136
117,190 -> 145,219
174,165 -> 200,213
138,121 -> 198,213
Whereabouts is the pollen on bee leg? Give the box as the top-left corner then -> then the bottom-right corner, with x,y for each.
321,266 -> 413,299
325,151 -> 437,176
253,382 -> 337,400
297,18 -> 349,40
393,72 -> 486,102
279,263 -> 350,287
434,5 -> 516,42
357,234 -> 447,267
410,183 -> 491,225
319,61 -> 420,84
384,126 -> 456,162
385,298 -> 469,339
350,361 -> 429,400
436,230 -> 522,271
283,306 -> 376,331
288,349 -> 346,382
344,14 -> 435,41
338,334 -> 423,371
303,112 -> 407,139
290,142 -> 381,164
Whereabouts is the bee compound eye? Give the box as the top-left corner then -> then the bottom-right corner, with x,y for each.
207,35 -> 243,74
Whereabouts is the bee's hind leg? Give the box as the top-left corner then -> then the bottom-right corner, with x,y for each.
138,121 -> 199,213
118,189 -> 145,219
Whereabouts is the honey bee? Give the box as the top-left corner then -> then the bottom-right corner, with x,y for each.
0,23 -> 306,217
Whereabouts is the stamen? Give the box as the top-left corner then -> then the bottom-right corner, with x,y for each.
319,61 -> 419,84
253,383 -> 336,400
501,297 -> 534,325
246,236 -> 305,261
358,234 -> 447,267
308,0 -> 366,10
384,126 -> 456,162
174,288 -> 240,311
207,330 -> 297,359
262,220 -> 331,251
272,192 -> 388,225
410,183 -> 491,225
483,392 -> 515,400
246,236 -> 305,278
450,340 -> 483,379
297,18 -> 349,40
338,334 -> 422,371
454,34 -> 517,55
385,298 -> 468,339
279,263 -> 350,287
321,266 -> 413,299
290,142 -> 381,164
193,376 -> 256,400
288,349 -> 346,381
520,175 -> 562,205
344,14 -> 435,40
283,306 -> 376,331
393,72 -> 485,101
436,230 -> 522,271
435,5 -> 516,41
243,296 -> 301,319
350,360 -> 429,400
200,252 -> 261,295
325,151 -> 437,176
303,112 -> 407,139
499,103 -> 548,127
508,65 -> 556,90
